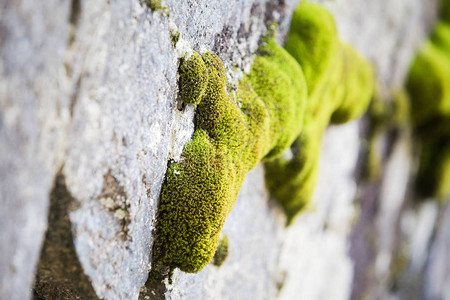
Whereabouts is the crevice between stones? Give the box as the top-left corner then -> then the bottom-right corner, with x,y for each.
33,171 -> 99,299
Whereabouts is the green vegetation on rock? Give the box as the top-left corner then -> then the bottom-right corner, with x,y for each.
145,0 -> 169,16
406,14 -> 450,200
152,34 -> 307,274
151,1 -> 373,275
265,2 -> 374,223
171,30 -> 180,46
212,234 -> 229,267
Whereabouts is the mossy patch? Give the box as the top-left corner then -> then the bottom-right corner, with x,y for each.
265,2 -> 374,223
406,14 -> 450,200
407,42 -> 450,126
151,33 -> 307,274
212,234 -> 229,267
144,0 -> 169,16
171,30 -> 180,47
178,52 -> 208,105
150,1 -> 373,275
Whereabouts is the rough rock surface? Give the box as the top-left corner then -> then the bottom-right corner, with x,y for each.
1,1 -> 71,298
1,0 -> 449,299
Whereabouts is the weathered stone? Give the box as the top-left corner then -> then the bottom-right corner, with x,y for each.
0,1 -> 71,299
1,0 -> 449,299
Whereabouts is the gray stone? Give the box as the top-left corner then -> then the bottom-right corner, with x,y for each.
1,0 -> 449,299
277,122 -> 360,300
425,201 -> 450,300
0,1 -> 71,299
62,2 -> 177,298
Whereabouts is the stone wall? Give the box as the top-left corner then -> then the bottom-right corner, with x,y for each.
0,0 -> 448,299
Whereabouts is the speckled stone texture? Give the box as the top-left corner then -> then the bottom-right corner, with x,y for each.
1,0 -> 292,298
1,1 -> 71,298
1,0 -> 449,299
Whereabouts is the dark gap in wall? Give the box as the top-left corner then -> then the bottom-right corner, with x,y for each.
69,75 -> 82,118
138,273 -> 168,300
69,0 -> 81,26
33,172 -> 99,299
68,0 -> 81,46
138,171 -> 172,300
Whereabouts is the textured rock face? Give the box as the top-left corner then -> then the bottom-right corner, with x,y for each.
1,0 -> 449,300
0,1 -> 71,298
2,0 -> 179,298
61,2 -> 177,298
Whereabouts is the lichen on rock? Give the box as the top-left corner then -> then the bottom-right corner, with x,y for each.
144,0 -> 169,16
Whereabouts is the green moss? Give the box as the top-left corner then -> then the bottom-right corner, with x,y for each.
152,35 -> 307,273
330,44 -> 375,124
284,1 -> 338,103
406,15 -> 450,200
171,30 -> 180,46
431,22 -> 450,52
152,1 -> 373,273
212,234 -> 229,267
391,89 -> 411,126
415,130 -> 450,200
179,52 -> 208,105
265,2 -> 374,223
407,40 -> 450,126
145,0 -> 169,16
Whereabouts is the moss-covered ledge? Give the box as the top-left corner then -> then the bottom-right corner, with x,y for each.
149,1 -> 374,277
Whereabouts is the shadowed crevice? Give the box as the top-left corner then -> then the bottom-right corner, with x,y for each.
33,172 -> 99,299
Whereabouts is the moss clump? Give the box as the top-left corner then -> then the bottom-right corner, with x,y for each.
212,234 -> 229,267
265,2 -> 374,223
145,0 -> 169,16
171,30 -> 180,47
151,1 -> 373,274
178,52 -> 208,105
152,35 -> 307,273
406,14 -> 450,200
407,42 -> 450,126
